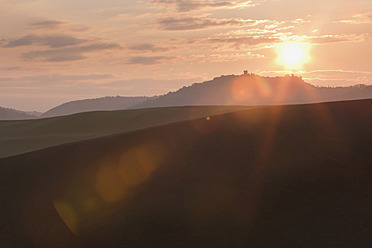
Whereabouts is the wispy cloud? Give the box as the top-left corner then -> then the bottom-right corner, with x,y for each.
150,0 -> 260,12
0,66 -> 26,71
339,12 -> 372,24
302,69 -> 372,78
260,69 -> 372,86
127,56 -> 173,65
103,78 -> 199,91
306,70 -> 372,86
22,42 -> 121,62
0,77 -> 12,82
303,33 -> 370,44
196,36 -> 280,48
128,43 -> 169,52
156,17 -> 248,30
189,29 -> 370,53
3,34 -> 86,48
30,20 -> 66,29
21,74 -> 113,83
0,74 -> 114,88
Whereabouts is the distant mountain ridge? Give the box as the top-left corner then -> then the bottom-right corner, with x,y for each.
0,106 -> 38,120
42,96 -> 155,118
3,74 -> 372,120
133,74 -> 372,108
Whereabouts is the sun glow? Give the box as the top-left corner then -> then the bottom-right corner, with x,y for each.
277,42 -> 310,70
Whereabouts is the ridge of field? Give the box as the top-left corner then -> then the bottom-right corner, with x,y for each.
0,105 -> 251,158
0,99 -> 371,247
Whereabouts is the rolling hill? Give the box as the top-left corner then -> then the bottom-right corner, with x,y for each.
0,105 -> 252,158
42,96 -> 154,118
134,74 -> 372,108
0,99 -> 371,247
37,74 -> 372,119
0,106 -> 38,120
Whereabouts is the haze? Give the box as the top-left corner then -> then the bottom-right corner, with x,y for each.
1,0 -> 371,111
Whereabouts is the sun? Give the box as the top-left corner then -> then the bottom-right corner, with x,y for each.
277,42 -> 310,70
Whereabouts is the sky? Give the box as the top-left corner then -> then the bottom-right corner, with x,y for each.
1,0 -> 372,111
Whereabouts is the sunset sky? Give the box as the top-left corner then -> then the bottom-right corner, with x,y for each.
1,0 -> 372,111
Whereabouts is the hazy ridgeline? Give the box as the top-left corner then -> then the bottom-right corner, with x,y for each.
0,106 -> 39,120
41,96 -> 154,118
1,74 -> 371,120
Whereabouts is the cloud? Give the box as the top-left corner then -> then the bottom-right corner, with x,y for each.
150,0 -> 259,12
259,69 -> 372,87
301,70 -> 372,86
183,16 -> 369,52
30,20 -> 66,29
128,43 -> 169,52
0,74 -> 114,88
302,70 -> 372,78
3,34 -> 86,48
340,12 -> 372,24
156,17 -> 247,30
29,20 -> 91,32
21,74 -> 113,83
0,66 -> 26,71
0,77 -> 12,82
305,33 -> 370,44
202,36 -> 280,48
103,78 -> 198,89
306,78 -> 372,87
22,42 -> 121,62
127,56 -> 172,65
189,30 -> 368,52
101,77 -> 202,95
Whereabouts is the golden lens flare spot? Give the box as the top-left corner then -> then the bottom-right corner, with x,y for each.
118,150 -> 150,187
95,165 -> 127,202
80,197 -> 98,214
118,142 -> 165,187
206,116 -> 210,121
276,42 -> 310,70
95,142 -> 165,202
53,201 -> 78,234
119,148 -> 154,186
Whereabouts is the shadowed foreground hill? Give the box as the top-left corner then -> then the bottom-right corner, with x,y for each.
0,105 -> 251,158
0,99 -> 372,247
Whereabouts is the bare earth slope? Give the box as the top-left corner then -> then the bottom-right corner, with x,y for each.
0,105 -> 251,158
0,99 -> 371,248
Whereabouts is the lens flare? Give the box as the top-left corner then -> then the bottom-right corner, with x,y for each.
53,201 -> 78,234
231,76 -> 272,103
95,165 -> 128,202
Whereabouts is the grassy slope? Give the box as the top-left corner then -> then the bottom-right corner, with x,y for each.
0,99 -> 371,248
0,105 -> 251,158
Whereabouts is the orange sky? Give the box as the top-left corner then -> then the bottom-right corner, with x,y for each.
1,0 -> 371,111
